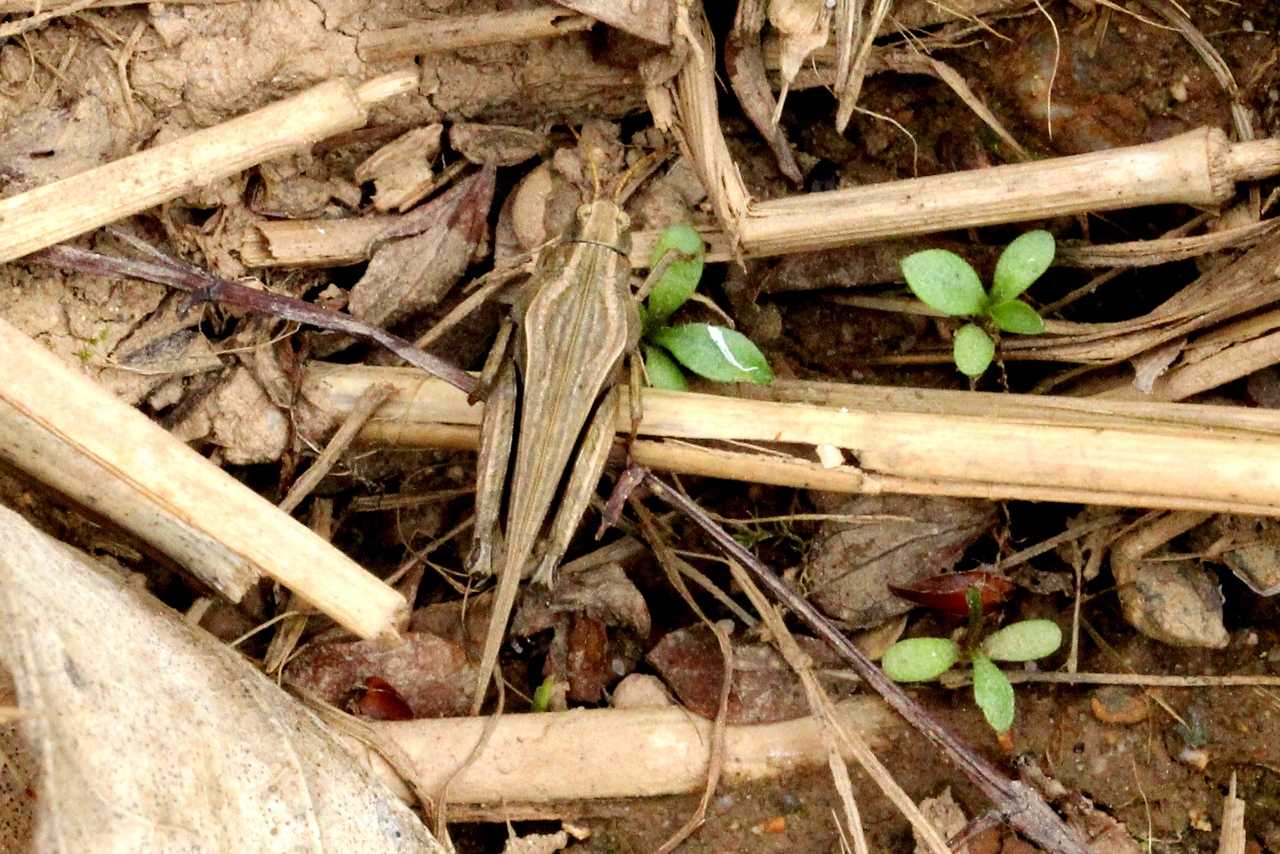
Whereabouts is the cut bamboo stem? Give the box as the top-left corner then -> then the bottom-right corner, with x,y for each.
345,698 -> 898,806
0,317 -> 408,639
0,70 -> 418,265
736,128 -> 1267,257
302,365 -> 1280,516
357,8 -> 594,64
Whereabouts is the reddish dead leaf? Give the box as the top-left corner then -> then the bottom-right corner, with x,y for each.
646,624 -> 843,724
285,631 -> 476,718
888,569 -> 1015,616
566,614 -> 610,703
349,676 -> 414,721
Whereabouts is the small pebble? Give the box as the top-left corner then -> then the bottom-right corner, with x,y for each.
1178,746 -> 1210,770
1090,687 -> 1149,724
1243,19 -> 1255,32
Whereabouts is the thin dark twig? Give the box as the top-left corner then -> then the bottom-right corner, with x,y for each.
641,469 -> 1091,854
27,242 -> 477,395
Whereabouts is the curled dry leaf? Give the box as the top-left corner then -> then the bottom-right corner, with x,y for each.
0,506 -> 442,854
285,631 -> 478,718
767,0 -> 833,109
804,495 -> 999,628
348,162 -> 496,328
354,124 -> 443,212
888,569 -> 1016,617
450,123 -> 545,167
1202,514 -> 1280,596
646,624 -> 845,724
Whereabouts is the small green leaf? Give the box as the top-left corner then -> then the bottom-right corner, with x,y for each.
651,324 -> 773,385
982,620 -> 1062,662
643,344 -> 689,391
531,675 -> 556,712
881,637 -> 960,682
646,224 -> 706,322
901,249 -> 986,317
971,651 -> 1015,733
989,300 -> 1045,335
953,323 -> 995,377
991,230 -> 1055,304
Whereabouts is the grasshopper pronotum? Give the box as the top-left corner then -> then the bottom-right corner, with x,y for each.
467,147 -> 664,713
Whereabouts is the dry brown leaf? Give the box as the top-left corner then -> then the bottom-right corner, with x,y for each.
0,506 -> 442,853
647,624 -> 845,724
348,163 -> 496,328
450,123 -> 545,167
803,495 -> 998,628
285,631 -> 478,719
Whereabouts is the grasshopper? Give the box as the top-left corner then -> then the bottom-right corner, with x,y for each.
467,146 -> 661,713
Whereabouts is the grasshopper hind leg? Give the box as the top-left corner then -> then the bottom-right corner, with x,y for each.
467,357 -> 518,578
530,385 -> 624,586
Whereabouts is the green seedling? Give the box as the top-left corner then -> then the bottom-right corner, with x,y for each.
641,224 -> 773,390
881,586 -> 1062,734
900,230 -> 1055,377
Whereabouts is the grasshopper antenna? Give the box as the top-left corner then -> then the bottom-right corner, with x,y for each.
612,144 -> 674,204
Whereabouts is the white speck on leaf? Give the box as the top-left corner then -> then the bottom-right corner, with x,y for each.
708,326 -> 758,373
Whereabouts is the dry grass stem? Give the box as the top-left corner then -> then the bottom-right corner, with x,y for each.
279,383 -> 394,515
0,316 -> 408,639
1006,234 -> 1280,363
0,71 -> 417,265
343,700 -> 898,807
0,0 -> 98,38
305,365 -> 1280,516
655,9 -> 753,244
1218,773 -> 1245,854
356,8 -> 594,64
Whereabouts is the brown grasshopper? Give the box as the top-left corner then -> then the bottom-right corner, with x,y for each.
467,146 -> 666,713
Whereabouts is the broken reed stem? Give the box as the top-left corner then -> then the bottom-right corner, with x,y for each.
344,699 -> 898,807
303,364 -> 1280,516
0,316 -> 408,640
356,8 -> 594,63
736,129 -> 1272,256
0,70 -> 417,265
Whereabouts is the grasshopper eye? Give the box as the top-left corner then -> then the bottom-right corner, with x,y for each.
615,210 -> 631,232
575,204 -> 593,224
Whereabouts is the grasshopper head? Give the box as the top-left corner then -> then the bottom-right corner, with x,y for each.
569,200 -> 631,256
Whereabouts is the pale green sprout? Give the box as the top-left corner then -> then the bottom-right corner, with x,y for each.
900,230 -> 1055,377
881,618 -> 1062,734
